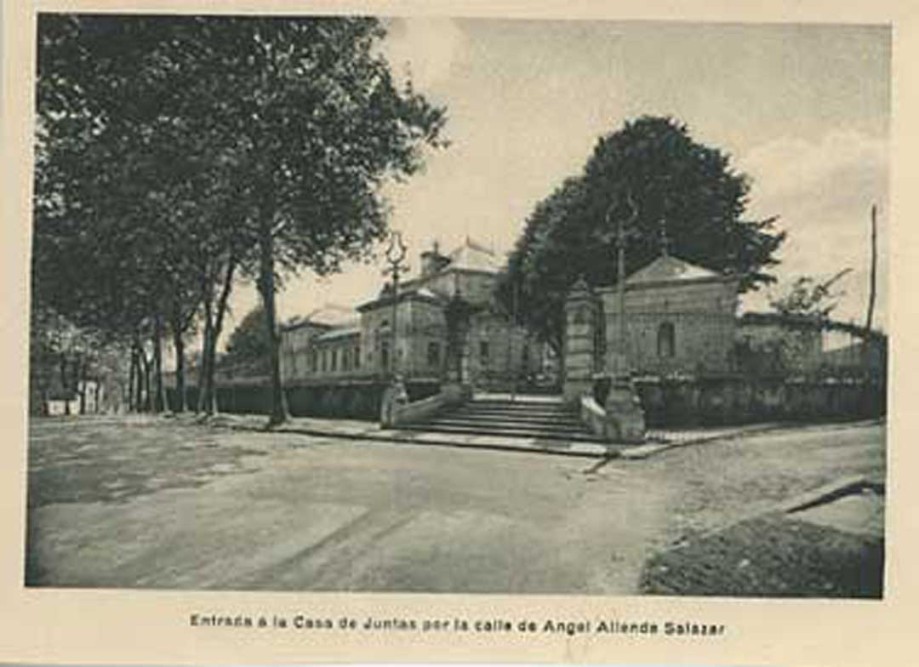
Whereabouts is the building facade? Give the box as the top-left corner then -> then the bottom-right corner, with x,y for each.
597,254 -> 740,376
280,239 -> 547,389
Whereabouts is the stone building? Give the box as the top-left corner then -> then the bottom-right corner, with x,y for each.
280,238 -> 546,389
564,252 -> 740,400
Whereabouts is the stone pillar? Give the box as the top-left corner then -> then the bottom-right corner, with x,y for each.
563,278 -> 596,403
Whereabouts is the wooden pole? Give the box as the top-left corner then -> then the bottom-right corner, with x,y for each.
865,204 -> 878,334
863,204 -> 878,372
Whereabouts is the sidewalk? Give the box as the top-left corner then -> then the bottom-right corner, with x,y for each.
175,413 -> 795,460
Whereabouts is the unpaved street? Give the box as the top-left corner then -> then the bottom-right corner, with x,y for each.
25,417 -> 885,594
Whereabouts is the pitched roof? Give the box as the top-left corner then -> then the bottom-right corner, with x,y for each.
625,254 -> 723,286
284,303 -> 358,331
445,237 -> 503,273
315,325 -> 361,342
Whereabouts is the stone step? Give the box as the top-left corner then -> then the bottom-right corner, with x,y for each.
455,405 -> 576,418
466,399 -> 566,409
439,412 -> 583,427
401,420 -> 606,443
428,416 -> 584,432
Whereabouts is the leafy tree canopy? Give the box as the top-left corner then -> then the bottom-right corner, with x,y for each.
497,116 -> 785,352
769,269 -> 852,321
222,306 -> 270,372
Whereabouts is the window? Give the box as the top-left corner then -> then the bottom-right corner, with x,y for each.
380,340 -> 390,372
330,349 -> 338,372
309,350 -> 318,373
657,322 -> 676,358
427,341 -> 441,368
353,345 -> 360,369
479,341 -> 490,365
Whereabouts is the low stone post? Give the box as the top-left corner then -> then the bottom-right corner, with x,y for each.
604,374 -> 646,443
380,374 -> 409,428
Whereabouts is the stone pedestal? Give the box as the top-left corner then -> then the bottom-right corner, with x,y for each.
380,375 -> 409,428
604,374 -> 646,443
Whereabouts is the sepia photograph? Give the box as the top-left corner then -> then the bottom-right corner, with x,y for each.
24,12 -> 889,603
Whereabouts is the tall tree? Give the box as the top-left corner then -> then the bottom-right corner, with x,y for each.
182,17 -> 447,424
34,15 -> 258,414
497,116 -> 785,353
34,16 -> 446,426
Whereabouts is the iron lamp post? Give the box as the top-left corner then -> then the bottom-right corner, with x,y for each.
383,231 -> 410,411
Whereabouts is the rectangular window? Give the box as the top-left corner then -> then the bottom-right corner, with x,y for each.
380,340 -> 390,372
353,345 -> 360,369
479,341 -> 490,365
331,349 -> 338,372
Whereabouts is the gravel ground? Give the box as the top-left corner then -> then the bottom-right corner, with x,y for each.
25,416 -> 885,595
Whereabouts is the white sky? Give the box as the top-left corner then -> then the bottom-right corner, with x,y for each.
225,18 -> 890,343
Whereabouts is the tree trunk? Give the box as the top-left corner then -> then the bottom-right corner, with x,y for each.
140,347 -> 152,413
78,358 -> 87,415
208,258 -> 236,416
128,345 -> 137,412
172,324 -> 187,413
197,291 -> 214,414
59,352 -> 70,416
132,332 -> 146,412
152,314 -> 167,413
258,226 -> 289,426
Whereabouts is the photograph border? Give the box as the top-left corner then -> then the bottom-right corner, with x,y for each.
2,0 -> 916,665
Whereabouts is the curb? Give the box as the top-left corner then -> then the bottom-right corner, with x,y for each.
211,420 -> 611,459
781,476 -> 885,515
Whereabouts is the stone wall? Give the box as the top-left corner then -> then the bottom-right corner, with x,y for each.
623,376 -> 886,428
599,279 -> 738,375
168,380 -> 441,421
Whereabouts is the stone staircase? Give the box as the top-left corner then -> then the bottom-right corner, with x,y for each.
400,395 -> 606,442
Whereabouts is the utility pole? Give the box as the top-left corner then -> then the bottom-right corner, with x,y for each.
863,204 -> 878,371
865,204 -> 878,335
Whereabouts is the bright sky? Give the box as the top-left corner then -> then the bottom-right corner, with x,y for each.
226,18 -> 890,343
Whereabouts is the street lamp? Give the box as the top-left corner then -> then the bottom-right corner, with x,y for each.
382,230 -> 409,420
599,189 -> 646,442
603,190 -> 639,376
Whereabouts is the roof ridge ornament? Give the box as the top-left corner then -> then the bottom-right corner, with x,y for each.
659,215 -> 671,257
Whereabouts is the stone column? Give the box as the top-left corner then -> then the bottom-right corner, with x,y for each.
563,278 -> 596,403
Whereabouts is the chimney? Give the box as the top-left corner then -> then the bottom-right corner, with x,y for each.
420,240 -> 448,278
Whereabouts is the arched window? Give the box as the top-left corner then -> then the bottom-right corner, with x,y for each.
657,322 -> 676,358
